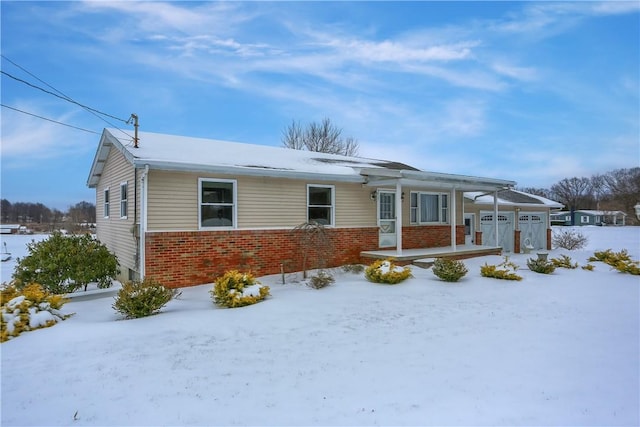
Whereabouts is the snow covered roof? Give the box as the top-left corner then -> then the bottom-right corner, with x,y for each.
576,210 -> 627,216
465,189 -> 564,208
87,128 -> 516,191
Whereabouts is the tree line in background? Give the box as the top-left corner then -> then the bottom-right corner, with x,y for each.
519,167 -> 640,221
0,200 -> 96,232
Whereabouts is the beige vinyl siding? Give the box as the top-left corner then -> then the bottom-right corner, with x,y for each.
146,171 -> 379,231
95,147 -> 137,281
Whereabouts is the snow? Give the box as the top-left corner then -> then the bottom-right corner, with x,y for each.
1,226 -> 639,426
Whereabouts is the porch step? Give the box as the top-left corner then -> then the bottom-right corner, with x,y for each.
361,245 -> 502,264
413,258 -> 436,269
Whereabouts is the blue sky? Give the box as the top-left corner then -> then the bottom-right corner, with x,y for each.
1,1 -> 638,210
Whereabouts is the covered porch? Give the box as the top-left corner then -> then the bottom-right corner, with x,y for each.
358,168 -> 516,261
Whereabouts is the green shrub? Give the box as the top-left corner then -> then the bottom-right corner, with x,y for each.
12,232 -> 119,294
1,283 -> 71,342
588,249 -> 640,275
551,254 -> 578,269
364,259 -> 412,284
431,258 -> 468,282
308,270 -> 335,289
112,278 -> 175,319
527,257 -> 556,274
211,270 -> 270,308
582,264 -> 595,271
480,257 -> 522,281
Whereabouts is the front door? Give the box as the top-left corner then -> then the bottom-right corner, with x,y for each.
378,191 -> 396,248
464,213 -> 475,245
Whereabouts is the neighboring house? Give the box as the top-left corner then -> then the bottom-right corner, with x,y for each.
550,211 -> 572,226
551,210 -> 627,226
463,190 -> 564,253
87,128 -> 517,287
0,224 -> 20,235
574,210 -> 627,226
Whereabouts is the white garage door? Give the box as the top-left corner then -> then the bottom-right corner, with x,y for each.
480,212 -> 514,252
519,213 -> 546,251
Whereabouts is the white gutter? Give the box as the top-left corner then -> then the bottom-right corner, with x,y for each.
139,164 -> 149,279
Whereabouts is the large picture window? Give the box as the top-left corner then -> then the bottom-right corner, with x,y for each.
199,179 -> 236,228
410,192 -> 449,224
308,185 -> 334,226
120,182 -> 128,219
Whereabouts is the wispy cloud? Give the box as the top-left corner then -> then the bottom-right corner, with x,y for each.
1,102 -> 95,164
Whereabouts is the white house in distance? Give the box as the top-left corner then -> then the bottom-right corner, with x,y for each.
88,128 -> 533,287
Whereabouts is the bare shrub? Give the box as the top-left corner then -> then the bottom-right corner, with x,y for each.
552,229 -> 588,250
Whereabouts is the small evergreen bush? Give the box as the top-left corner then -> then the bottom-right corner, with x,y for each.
13,232 -> 119,294
112,278 -> 175,319
431,258 -> 468,282
527,257 -> 556,274
211,270 -> 270,308
364,259 -> 412,284
480,257 -> 522,281
582,264 -> 595,271
552,229 -> 588,250
551,254 -> 578,269
1,283 -> 71,342
588,249 -> 640,275
308,270 -> 335,289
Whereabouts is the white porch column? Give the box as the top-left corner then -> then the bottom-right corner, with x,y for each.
493,190 -> 499,248
396,181 -> 403,255
450,188 -> 457,250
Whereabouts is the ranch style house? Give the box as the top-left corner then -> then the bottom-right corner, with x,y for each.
87,128 -> 558,288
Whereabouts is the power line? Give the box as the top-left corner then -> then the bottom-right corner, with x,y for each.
1,70 -> 129,123
0,54 -> 135,140
1,103 -> 101,135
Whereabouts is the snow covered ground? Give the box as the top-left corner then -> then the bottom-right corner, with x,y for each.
1,226 -> 639,426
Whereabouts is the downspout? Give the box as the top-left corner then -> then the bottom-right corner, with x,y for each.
450,188 -> 457,250
395,181 -> 403,255
139,165 -> 149,279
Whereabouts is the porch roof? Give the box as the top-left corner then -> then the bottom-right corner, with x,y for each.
359,168 -> 515,192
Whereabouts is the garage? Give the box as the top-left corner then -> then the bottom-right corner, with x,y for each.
480,212 -> 514,252
518,212 -> 547,251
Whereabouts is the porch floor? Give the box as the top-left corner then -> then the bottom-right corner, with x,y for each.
361,244 -> 502,267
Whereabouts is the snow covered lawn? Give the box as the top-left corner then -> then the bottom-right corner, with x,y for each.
1,227 -> 639,426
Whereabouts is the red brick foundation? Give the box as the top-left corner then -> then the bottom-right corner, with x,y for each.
145,225 -> 464,287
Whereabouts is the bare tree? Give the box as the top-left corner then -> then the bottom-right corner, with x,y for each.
603,167 -> 640,216
282,117 -> 360,156
550,177 -> 592,217
291,221 -> 335,279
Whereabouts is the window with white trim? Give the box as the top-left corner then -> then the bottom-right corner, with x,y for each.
307,185 -> 334,226
581,215 -> 589,224
103,188 -> 110,218
410,192 -> 449,224
199,178 -> 236,228
120,182 -> 128,219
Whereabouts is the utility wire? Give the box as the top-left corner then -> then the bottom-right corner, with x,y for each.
0,54 -> 135,140
1,70 -> 129,123
1,103 -> 101,135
